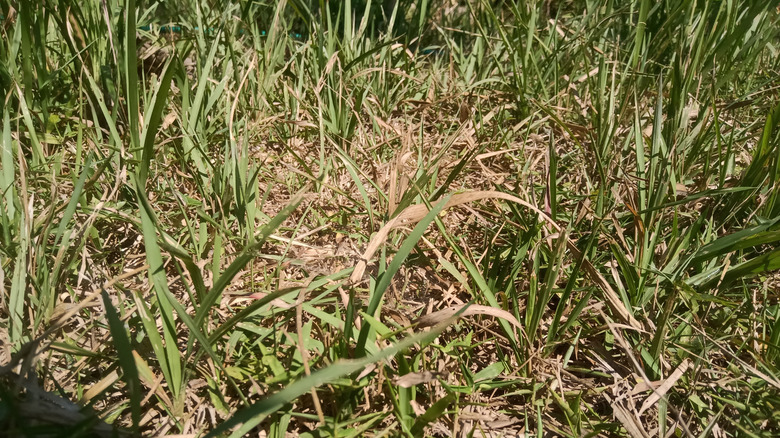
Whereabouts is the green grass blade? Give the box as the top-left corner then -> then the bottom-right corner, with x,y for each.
138,60 -> 176,185
52,154 -> 93,249
410,393 -> 456,437
356,193 -> 453,355
131,289 -> 173,398
692,216 -> 780,265
101,290 -> 141,432
8,224 -> 29,348
1,110 -> 16,239
337,148 -> 377,228
124,0 -> 140,155
194,196 -> 303,328
205,306 -> 467,438
704,247 -> 780,290
135,176 -> 183,401
14,84 -> 44,163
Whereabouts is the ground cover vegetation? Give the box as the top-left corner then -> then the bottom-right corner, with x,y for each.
0,0 -> 779,436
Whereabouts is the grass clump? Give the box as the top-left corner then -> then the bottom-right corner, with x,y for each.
1,0 -> 779,436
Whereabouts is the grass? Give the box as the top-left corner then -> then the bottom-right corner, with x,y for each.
1,0 -> 779,436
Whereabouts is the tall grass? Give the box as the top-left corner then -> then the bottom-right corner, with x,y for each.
1,0 -> 779,436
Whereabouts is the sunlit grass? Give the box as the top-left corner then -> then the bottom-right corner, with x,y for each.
1,0 -> 779,436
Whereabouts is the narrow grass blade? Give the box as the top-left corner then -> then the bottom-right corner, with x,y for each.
52,155 -> 93,249
135,177 -> 182,400
8,225 -> 28,348
138,60 -> 176,185
1,110 -> 15,222
547,218 -> 602,346
194,196 -> 303,328
343,36 -> 400,72
337,148 -> 376,230
101,290 -> 141,432
410,393 -> 456,437
356,193 -> 453,355
704,247 -> 780,290
692,216 -> 780,265
131,289 -> 173,400
124,0 -> 140,154
14,84 -> 44,163
206,307 -> 466,438
207,287 -> 304,344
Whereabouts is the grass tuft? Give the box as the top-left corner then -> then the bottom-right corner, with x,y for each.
1,1 -> 779,436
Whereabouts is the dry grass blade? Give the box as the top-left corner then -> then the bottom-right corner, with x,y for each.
413,304 -> 524,334
611,400 -> 651,438
607,320 -> 696,438
351,190 -> 643,330
638,359 -> 691,415
393,370 -> 442,388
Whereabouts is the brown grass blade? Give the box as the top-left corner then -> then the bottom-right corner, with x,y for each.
414,304 -> 523,334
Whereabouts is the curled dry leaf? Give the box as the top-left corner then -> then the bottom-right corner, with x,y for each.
414,304 -> 524,335
393,370 -> 443,388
